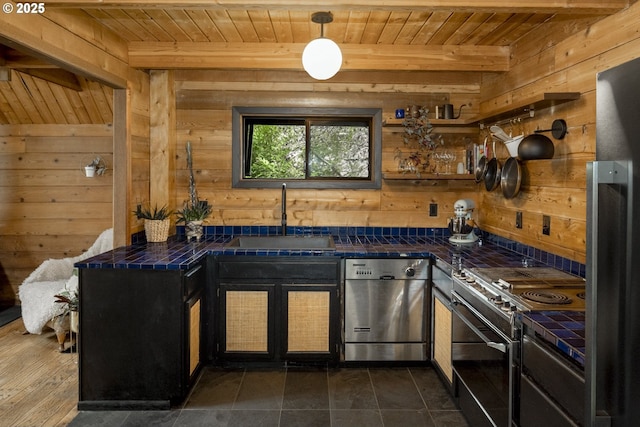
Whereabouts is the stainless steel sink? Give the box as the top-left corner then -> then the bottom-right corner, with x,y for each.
226,235 -> 336,250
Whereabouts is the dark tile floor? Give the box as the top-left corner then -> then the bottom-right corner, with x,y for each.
68,366 -> 469,427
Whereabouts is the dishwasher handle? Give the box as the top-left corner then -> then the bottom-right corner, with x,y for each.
379,275 -> 395,280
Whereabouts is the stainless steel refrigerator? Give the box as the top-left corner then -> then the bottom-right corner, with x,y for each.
587,56 -> 640,427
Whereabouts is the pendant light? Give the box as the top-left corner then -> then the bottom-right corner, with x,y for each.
302,12 -> 342,80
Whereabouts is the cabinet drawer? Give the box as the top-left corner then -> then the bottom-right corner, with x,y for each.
522,334 -> 584,422
184,264 -> 204,297
217,257 -> 339,282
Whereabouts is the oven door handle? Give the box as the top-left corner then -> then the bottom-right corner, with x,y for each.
487,342 -> 507,353
452,292 -> 508,354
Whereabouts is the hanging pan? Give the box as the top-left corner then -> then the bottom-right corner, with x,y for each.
501,157 -> 522,199
484,141 -> 501,191
474,136 -> 489,183
518,133 -> 555,160
475,155 -> 488,183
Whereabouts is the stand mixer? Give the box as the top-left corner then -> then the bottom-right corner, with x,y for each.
448,199 -> 479,244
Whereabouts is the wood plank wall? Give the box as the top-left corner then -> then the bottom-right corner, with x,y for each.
126,73 -> 152,242
478,2 -> 640,264
0,124 -> 113,307
3,2 -> 640,307
172,70 -> 480,230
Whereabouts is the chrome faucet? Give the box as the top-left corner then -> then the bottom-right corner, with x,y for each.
281,183 -> 287,236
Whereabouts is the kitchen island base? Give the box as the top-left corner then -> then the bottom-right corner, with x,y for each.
77,264 -> 205,410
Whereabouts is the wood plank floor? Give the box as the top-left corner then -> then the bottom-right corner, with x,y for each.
0,319 -> 78,427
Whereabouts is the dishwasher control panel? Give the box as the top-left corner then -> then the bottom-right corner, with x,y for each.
344,258 -> 429,280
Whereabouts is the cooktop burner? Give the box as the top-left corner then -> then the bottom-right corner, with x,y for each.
520,290 -> 573,305
468,267 -> 585,288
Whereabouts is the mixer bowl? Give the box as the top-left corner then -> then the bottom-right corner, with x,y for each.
448,217 -> 474,235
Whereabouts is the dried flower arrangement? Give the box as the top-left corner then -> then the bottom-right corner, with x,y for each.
395,106 -> 444,177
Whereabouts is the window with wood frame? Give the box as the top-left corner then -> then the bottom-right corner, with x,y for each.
232,107 -> 382,189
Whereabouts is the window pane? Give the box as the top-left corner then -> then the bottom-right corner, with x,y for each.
246,123 -> 305,179
308,122 -> 370,178
232,107 -> 381,189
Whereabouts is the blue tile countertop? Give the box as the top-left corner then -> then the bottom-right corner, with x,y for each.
76,226 -> 586,367
75,233 -> 521,271
75,226 -> 586,276
521,311 -> 586,368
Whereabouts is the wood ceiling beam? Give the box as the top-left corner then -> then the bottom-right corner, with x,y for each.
1,47 -> 58,69
15,68 -> 82,91
0,8 -> 129,88
43,0 -> 628,14
129,42 -> 510,72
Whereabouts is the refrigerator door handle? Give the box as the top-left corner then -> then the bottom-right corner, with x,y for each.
587,160 -> 632,427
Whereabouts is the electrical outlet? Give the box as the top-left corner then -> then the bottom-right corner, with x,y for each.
542,215 -> 551,235
429,203 -> 438,217
516,211 -> 522,229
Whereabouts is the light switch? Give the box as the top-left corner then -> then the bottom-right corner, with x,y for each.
542,215 -> 550,235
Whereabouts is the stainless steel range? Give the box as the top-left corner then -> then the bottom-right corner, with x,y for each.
450,266 -> 585,427
463,267 -> 586,314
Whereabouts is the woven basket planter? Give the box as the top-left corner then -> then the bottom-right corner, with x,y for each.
144,218 -> 170,242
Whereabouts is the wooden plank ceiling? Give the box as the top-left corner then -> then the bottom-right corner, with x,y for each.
0,0 -> 627,125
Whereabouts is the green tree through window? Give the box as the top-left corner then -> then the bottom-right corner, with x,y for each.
308,122 -> 370,178
232,107 -> 382,189
248,123 -> 305,178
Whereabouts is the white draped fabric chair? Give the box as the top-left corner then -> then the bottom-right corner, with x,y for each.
18,228 -> 113,350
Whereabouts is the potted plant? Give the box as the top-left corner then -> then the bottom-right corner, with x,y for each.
133,203 -> 172,242
84,156 -> 107,177
177,141 -> 211,241
54,289 -> 79,332
176,199 -> 211,242
53,282 -> 79,352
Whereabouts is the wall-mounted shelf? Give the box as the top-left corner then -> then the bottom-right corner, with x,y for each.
475,92 -> 580,126
383,172 -> 477,189
385,92 -> 580,129
383,117 -> 476,126
383,172 -> 475,181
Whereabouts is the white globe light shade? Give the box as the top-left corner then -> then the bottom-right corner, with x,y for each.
302,37 -> 343,80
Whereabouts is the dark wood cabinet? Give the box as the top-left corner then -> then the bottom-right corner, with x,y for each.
77,262 -> 205,410
215,256 -> 340,365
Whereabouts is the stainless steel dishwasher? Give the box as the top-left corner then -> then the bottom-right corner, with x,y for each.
343,258 -> 430,361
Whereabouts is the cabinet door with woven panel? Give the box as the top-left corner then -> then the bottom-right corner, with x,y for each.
219,284 -> 275,360
282,284 -> 338,362
433,296 -> 453,384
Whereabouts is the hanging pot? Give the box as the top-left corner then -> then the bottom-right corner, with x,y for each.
501,157 -> 522,199
475,155 -> 488,183
484,140 -> 501,191
474,136 -> 490,183
484,157 -> 501,191
518,134 -> 555,160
